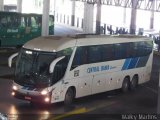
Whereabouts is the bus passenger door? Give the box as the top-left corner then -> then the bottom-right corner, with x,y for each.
70,46 -> 93,97
92,74 -> 106,94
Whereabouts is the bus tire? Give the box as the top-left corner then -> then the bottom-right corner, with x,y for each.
64,88 -> 75,105
122,77 -> 130,93
130,75 -> 138,91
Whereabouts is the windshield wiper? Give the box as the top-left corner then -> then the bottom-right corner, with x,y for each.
23,73 -> 36,84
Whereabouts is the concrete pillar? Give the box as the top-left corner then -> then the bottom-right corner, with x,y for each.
130,0 -> 137,34
158,69 -> 160,115
71,0 -> 75,26
54,0 -> 56,17
150,0 -> 155,29
17,0 -> 22,13
123,7 -> 126,26
42,0 -> 50,36
0,0 -> 4,11
96,0 -> 101,34
83,2 -> 94,33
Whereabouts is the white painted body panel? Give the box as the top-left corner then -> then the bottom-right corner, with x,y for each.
15,35 -> 153,103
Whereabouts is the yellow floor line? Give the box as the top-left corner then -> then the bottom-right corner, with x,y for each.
87,101 -> 116,112
50,107 -> 87,120
49,101 -> 116,120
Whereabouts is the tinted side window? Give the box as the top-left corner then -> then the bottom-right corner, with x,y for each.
20,17 -> 26,27
0,16 -> 7,28
137,42 -> 145,56
88,46 -> 101,63
101,44 -> 114,61
49,16 -> 54,26
71,41 -> 152,70
31,16 -> 38,27
71,47 -> 88,70
57,48 -> 73,63
127,41 -> 152,57
126,43 -> 134,58
133,42 -> 141,57
133,42 -> 139,57
52,58 -> 67,84
114,43 -> 123,60
144,41 -> 153,55
12,15 -> 20,28
24,16 -> 31,27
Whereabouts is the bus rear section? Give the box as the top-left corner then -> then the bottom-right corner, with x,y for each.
68,37 -> 153,99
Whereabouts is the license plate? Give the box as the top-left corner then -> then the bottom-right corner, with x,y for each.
25,96 -> 31,100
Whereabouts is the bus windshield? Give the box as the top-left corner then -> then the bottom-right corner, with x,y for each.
15,48 -> 72,88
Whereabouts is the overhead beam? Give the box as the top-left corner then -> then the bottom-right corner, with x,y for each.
71,0 -> 160,12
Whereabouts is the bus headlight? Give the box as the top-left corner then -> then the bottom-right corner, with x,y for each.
13,85 -> 18,90
44,97 -> 50,102
11,92 -> 15,96
41,90 -> 48,95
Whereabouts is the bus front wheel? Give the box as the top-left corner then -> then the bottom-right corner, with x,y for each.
130,75 -> 138,91
64,88 -> 75,105
122,77 -> 130,93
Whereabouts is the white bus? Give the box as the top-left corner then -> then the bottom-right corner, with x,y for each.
9,34 -> 153,105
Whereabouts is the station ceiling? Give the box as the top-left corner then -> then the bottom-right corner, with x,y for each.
73,0 -> 160,12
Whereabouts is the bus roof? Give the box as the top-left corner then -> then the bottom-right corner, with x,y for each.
0,11 -> 19,15
23,34 -> 152,52
0,11 -> 51,16
23,36 -> 76,52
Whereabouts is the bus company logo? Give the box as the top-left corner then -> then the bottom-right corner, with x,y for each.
87,65 -> 116,73
31,29 -> 38,32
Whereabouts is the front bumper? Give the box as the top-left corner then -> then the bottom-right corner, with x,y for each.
12,90 -> 51,103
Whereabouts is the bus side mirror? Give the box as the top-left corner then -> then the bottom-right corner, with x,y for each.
8,53 -> 18,68
49,56 -> 65,73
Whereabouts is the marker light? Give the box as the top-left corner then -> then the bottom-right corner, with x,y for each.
25,51 -> 32,54
44,97 -> 50,102
12,92 -> 15,96
13,85 -> 18,90
41,90 -> 48,95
